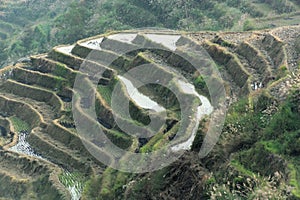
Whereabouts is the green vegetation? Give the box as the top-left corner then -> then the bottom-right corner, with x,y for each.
59,171 -> 86,197
204,88 -> 300,199
104,129 -> 132,150
127,167 -> 169,197
191,120 -> 206,151
53,63 -> 70,78
288,163 -> 300,197
97,85 -> 113,105
262,89 -> 300,156
96,78 -> 118,105
205,170 -> 289,199
0,1 -> 300,199
276,65 -> 289,80
243,20 -> 255,31
1,0 -> 299,68
193,75 -> 209,96
9,116 -> 30,132
83,167 -> 129,199
82,166 -> 169,200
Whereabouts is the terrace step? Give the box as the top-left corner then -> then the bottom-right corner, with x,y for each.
0,95 -> 42,133
130,34 -> 227,99
100,36 -> 140,55
0,92 -> 56,124
0,79 -> 64,113
71,39 -> 132,72
30,54 -> 78,78
11,66 -> 76,105
28,128 -> 93,173
78,36 -> 209,144
47,43 -> 162,138
74,67 -> 163,135
209,36 -> 273,89
12,67 -> 68,92
247,33 -> 288,74
210,35 -> 261,79
49,45 -> 115,79
0,151 -> 68,199
202,41 -> 251,96
236,41 -> 275,86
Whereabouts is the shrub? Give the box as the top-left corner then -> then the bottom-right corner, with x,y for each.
243,20 -> 255,31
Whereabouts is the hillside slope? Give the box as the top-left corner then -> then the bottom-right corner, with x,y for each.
0,25 -> 299,199
1,0 -> 300,68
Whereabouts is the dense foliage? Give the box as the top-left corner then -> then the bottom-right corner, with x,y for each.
202,88 -> 300,199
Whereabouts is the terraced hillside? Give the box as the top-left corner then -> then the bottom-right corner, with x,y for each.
0,26 -> 299,199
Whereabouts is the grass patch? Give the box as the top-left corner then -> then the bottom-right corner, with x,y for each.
260,140 -> 281,154
53,63 -> 70,78
288,163 -> 300,198
97,85 -> 113,105
140,133 -> 164,153
97,77 -> 118,106
104,129 -> 132,150
9,116 -> 30,132
231,159 -> 256,177
98,168 -> 115,199
139,121 -> 180,153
